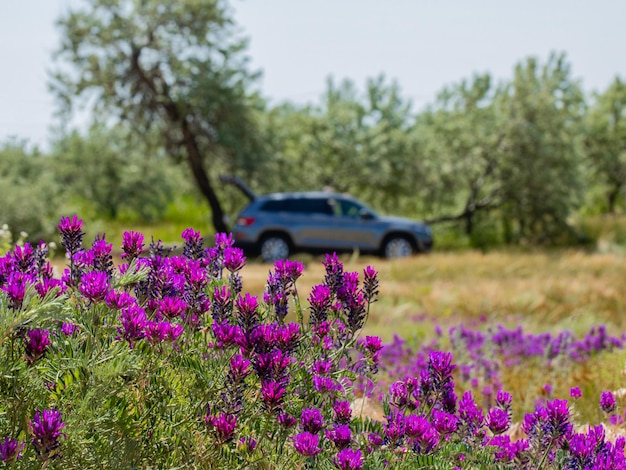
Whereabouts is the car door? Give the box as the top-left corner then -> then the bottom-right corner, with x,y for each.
327,198 -> 380,251
285,197 -> 337,248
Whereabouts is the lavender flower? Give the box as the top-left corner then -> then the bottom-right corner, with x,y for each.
118,304 -> 147,347
261,380 -> 287,411
223,246 -> 246,272
91,235 -> 114,276
60,322 -> 77,336
181,228 -> 204,260
206,412 -> 237,444
24,329 -> 51,365
78,271 -> 109,302
30,409 -> 65,460
600,390 -> 617,414
57,215 -> 84,256
0,437 -> 24,463
334,447 -> 363,470
487,407 -> 510,435
326,424 -> 352,449
362,265 -> 379,304
121,231 -> 145,261
234,293 -> 260,332
570,386 -> 583,399
293,432 -> 322,457
156,296 -> 188,319
431,410 -> 458,435
301,407 -> 325,434
308,284 -> 332,326
333,401 -> 352,424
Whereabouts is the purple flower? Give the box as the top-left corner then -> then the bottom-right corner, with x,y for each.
335,447 -> 363,470
25,329 -> 51,365
223,247 -> 246,272
0,437 -> 24,463
2,272 -> 30,309
600,391 -> 617,414
333,401 -> 352,424
309,284 -> 332,325
428,351 -> 456,388
293,432 -> 322,457
277,412 -> 297,428
105,290 -> 136,310
207,413 -> 237,444
118,304 -> 147,347
326,424 -> 352,449
301,407 -> 325,434
30,409 -> 65,460
60,322 -> 77,336
570,386 -> 583,399
313,375 -> 342,394
404,415 -> 431,439
234,293 -> 260,331
229,354 -> 252,382
545,399 -> 572,441
156,296 -> 188,319
121,231 -> 145,260
362,265 -> 379,304
78,271 -> 109,302
431,410 -> 458,435
211,322 -> 243,349
182,228 -> 204,260
487,407 -> 510,435
57,215 -> 84,256
261,380 -> 287,411
91,236 -> 114,275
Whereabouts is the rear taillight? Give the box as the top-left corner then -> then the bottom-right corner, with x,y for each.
236,216 -> 256,226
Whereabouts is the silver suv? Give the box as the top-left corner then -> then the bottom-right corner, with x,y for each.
232,191 -> 433,262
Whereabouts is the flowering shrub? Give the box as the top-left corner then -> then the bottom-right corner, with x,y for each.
0,216 -> 625,469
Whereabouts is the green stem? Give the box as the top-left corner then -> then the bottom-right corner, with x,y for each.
536,437 -> 555,470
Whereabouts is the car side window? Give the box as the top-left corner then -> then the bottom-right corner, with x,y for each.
286,198 -> 333,215
337,199 -> 364,219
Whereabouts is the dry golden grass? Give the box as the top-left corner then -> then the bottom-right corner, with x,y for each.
240,249 -> 626,341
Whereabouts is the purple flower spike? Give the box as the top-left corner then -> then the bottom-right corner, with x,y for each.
30,409 -> 65,460
293,431 -> 322,457
333,401 -> 352,424
182,228 -> 204,260
78,271 -> 109,302
223,246 -> 246,272
545,399 -> 572,440
25,329 -> 51,365
487,407 -> 510,435
0,437 -> 24,462
118,304 -> 147,347
362,265 -> 379,304
428,351 -> 456,388
57,215 -> 84,256
121,231 -> 145,260
301,407 -> 325,434
261,380 -> 287,411
207,413 -> 237,444
600,391 -> 617,414
335,447 -> 363,470
570,386 -> 582,399
326,424 -> 352,449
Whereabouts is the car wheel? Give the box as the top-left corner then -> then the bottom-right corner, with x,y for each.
260,235 -> 290,263
383,236 -> 414,259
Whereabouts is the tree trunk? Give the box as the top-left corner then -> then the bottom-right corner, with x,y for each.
607,183 -> 622,214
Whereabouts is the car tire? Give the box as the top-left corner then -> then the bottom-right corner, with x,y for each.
382,236 -> 414,259
259,235 -> 291,263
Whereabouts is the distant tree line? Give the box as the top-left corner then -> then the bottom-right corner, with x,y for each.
2,0 -> 625,246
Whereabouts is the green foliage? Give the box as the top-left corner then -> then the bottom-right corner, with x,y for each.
52,0 -> 266,233
0,140 -> 64,241
584,76 -> 626,213
51,125 -> 191,222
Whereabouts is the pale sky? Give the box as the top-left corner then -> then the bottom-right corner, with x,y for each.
1,0 -> 625,150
